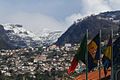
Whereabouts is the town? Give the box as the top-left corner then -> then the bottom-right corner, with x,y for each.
0,44 -> 81,80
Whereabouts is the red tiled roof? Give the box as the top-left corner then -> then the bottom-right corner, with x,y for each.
74,68 -> 111,80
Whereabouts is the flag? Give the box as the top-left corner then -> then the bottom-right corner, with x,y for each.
104,36 -> 112,60
67,57 -> 79,74
102,36 -> 112,76
76,34 -> 87,64
67,34 -> 87,74
88,33 -> 100,71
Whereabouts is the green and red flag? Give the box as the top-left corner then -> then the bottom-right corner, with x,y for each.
67,34 -> 87,74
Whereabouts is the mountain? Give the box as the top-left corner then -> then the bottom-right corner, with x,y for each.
0,24 -> 62,49
0,25 -> 12,49
56,11 -> 120,46
40,31 -> 62,45
0,24 -> 43,49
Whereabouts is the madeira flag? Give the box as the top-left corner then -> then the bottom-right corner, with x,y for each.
67,34 -> 87,74
88,33 -> 100,71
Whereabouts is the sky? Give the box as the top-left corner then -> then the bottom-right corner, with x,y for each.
0,0 -> 120,34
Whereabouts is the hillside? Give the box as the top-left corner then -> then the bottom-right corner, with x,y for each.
0,24 -> 62,49
56,11 -> 120,45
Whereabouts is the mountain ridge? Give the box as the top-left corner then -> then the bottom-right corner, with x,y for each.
0,24 -> 62,49
56,11 -> 120,45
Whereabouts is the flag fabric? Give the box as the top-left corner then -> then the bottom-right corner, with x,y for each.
88,33 -> 100,71
102,36 -> 112,76
67,33 -> 100,74
104,36 -> 112,60
67,57 -> 79,74
67,34 -> 87,74
76,34 -> 87,64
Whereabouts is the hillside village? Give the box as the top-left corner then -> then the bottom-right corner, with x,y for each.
0,43 -> 83,80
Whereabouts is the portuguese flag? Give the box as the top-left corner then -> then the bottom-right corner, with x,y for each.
67,34 -> 87,74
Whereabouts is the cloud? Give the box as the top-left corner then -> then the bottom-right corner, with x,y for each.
109,0 -> 120,10
65,0 -> 112,25
2,12 -> 66,35
81,0 -> 111,14
0,0 -> 120,34
65,13 -> 82,26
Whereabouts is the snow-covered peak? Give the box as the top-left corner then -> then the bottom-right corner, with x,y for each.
0,24 -> 62,47
3,24 -> 41,41
40,31 -> 62,45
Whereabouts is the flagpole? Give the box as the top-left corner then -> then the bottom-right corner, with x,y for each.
99,30 -> 101,80
86,29 -> 88,80
111,29 -> 113,80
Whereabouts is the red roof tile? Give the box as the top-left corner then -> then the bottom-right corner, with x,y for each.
74,68 -> 111,80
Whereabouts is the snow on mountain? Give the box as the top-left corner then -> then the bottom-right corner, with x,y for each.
40,31 -> 62,45
0,24 -> 42,48
3,24 -> 41,41
0,24 -> 62,49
